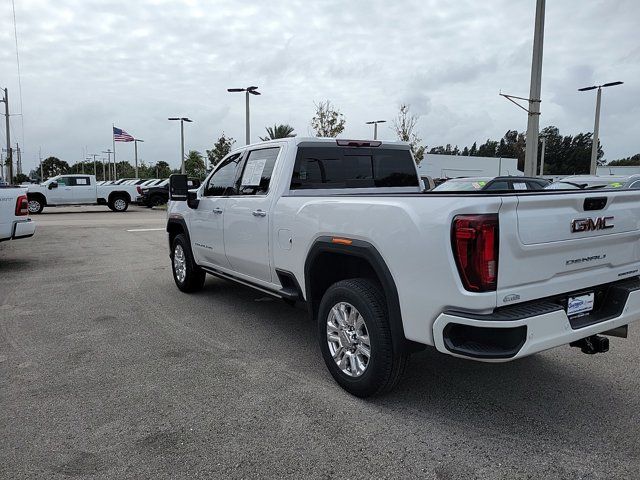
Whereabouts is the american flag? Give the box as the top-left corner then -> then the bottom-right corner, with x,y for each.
113,127 -> 134,142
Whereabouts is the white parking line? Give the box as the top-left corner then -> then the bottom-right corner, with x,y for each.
126,228 -> 165,232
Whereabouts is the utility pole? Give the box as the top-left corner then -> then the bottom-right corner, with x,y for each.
1,88 -> 12,183
87,153 -> 99,177
523,0 -> 545,177
39,147 -> 43,181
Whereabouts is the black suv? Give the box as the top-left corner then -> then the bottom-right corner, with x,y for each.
138,178 -> 201,207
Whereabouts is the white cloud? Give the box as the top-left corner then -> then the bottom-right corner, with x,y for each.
0,0 -> 638,172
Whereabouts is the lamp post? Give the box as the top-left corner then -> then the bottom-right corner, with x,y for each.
578,81 -> 623,175
227,86 -> 261,144
102,150 -> 113,181
168,117 -> 192,174
133,139 -> 144,177
539,136 -> 547,175
365,120 -> 386,140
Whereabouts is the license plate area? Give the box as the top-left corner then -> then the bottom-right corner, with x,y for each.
567,292 -> 595,317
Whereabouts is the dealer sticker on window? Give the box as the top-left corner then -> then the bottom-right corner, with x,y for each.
567,292 -> 594,317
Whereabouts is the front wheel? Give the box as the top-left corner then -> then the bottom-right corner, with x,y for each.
318,278 -> 409,397
171,234 -> 206,293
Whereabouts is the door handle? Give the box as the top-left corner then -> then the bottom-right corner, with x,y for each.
252,209 -> 267,217
212,207 -> 223,214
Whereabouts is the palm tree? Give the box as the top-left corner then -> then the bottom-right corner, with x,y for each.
260,124 -> 296,141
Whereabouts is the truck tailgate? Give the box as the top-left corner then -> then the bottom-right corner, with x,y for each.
497,191 -> 640,305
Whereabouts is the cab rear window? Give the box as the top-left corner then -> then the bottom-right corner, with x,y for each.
290,147 -> 418,189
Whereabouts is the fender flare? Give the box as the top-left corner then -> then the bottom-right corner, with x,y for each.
304,236 -> 409,350
166,216 -> 191,256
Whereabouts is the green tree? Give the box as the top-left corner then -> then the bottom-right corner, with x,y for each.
41,157 -> 69,178
393,104 -> 425,164
310,100 -> 346,137
13,173 -> 30,184
260,124 -> 296,141
151,161 -> 172,178
608,153 -> 640,166
185,150 -> 206,178
207,133 -> 236,168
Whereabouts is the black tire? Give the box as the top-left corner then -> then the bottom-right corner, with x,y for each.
317,278 -> 409,397
150,194 -> 166,207
108,196 -> 129,212
171,234 -> 206,293
27,196 -> 44,214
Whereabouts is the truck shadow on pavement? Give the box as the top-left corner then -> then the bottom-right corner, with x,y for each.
198,277 -> 637,462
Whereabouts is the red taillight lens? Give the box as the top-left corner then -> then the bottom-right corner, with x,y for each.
137,186 -> 143,194
452,214 -> 499,292
15,194 -> 29,216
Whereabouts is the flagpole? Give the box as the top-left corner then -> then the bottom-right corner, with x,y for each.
112,123 -> 117,180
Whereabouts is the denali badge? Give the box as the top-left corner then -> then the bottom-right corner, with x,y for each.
571,216 -> 614,233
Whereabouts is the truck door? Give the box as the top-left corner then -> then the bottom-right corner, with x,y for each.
49,176 -> 74,204
189,153 -> 243,269
70,176 -> 95,203
223,146 -> 280,283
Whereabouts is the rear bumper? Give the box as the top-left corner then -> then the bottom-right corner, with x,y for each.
12,218 -> 35,240
433,279 -> 640,361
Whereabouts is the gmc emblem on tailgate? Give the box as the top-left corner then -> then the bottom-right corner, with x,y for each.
571,216 -> 614,233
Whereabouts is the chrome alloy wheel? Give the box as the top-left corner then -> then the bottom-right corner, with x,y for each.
28,200 -> 41,213
173,244 -> 187,283
326,302 -> 371,377
113,198 -> 127,211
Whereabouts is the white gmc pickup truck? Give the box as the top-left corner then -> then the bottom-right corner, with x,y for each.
26,174 -> 139,213
1,187 -> 35,243
166,137 -> 640,397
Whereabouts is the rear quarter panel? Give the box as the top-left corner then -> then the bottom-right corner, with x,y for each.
273,194 -> 503,345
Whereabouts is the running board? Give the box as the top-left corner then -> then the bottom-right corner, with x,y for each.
201,267 -> 283,299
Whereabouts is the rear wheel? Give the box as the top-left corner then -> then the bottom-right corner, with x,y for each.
317,278 -> 409,397
27,197 -> 44,214
108,196 -> 129,212
171,234 -> 206,293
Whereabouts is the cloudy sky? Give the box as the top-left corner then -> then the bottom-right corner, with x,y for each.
1,0 -> 639,173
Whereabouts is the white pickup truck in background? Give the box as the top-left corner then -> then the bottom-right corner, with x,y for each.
166,137 -> 640,397
25,174 -> 139,213
0,187 -> 35,243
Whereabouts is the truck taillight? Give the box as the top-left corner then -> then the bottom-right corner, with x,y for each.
452,214 -> 499,292
15,194 -> 29,216
137,186 -> 143,194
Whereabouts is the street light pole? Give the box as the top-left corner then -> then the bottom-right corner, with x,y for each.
539,136 -> 546,175
102,150 -> 113,181
365,120 -> 386,140
133,139 -> 144,177
523,0 -> 546,177
228,86 -> 261,145
578,81 -> 623,175
168,117 -> 192,174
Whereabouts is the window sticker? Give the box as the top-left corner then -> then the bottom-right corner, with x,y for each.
76,178 -> 88,185
241,158 -> 267,186
513,182 -> 527,190
472,182 -> 483,189
608,182 -> 623,188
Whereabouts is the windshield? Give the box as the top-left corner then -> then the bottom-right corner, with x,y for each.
433,179 -> 489,191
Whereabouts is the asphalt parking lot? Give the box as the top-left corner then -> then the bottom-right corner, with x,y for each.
1,206 -> 639,479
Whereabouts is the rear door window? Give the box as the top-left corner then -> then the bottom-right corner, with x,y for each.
291,146 -> 418,189
484,180 -> 510,191
238,147 -> 280,195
